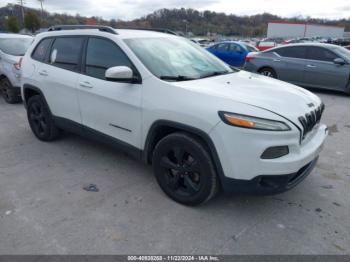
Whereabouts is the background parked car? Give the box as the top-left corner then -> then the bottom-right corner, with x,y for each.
345,45 -> 350,50
0,33 -> 33,103
282,38 -> 314,44
256,41 -> 277,51
207,41 -> 258,67
191,38 -> 212,48
244,43 -> 350,94
332,38 -> 350,47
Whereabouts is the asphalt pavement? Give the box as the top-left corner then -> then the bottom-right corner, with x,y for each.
0,90 -> 349,254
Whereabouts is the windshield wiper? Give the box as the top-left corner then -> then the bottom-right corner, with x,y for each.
160,75 -> 198,81
200,70 -> 232,79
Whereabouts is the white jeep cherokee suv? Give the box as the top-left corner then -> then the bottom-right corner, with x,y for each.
21,26 -> 328,206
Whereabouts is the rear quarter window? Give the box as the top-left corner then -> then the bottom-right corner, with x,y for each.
274,46 -> 307,59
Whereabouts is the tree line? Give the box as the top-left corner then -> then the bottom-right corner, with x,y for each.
1,4 -> 349,37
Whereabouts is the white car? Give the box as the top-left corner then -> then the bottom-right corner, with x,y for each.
21,26 -> 328,206
0,33 -> 33,103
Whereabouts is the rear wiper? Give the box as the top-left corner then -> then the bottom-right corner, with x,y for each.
200,70 -> 232,79
160,75 -> 198,81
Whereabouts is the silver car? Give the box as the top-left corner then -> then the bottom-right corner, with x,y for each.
0,34 -> 33,103
244,43 -> 350,94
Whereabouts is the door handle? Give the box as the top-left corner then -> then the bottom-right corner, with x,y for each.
306,65 -> 316,68
273,59 -> 281,62
39,70 -> 48,76
79,81 -> 93,89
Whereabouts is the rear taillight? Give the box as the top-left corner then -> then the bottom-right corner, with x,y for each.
245,54 -> 254,63
14,57 -> 23,71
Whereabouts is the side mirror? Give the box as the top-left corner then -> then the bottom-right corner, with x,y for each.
105,66 -> 139,83
334,58 -> 346,65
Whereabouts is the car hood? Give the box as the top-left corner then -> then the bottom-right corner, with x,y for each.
172,70 -> 321,126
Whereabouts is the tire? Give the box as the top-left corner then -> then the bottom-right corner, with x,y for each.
345,82 -> 350,95
27,95 -> 61,141
0,78 -> 22,104
259,67 -> 277,79
152,132 -> 218,206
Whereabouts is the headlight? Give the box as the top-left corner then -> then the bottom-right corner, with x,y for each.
219,112 -> 291,131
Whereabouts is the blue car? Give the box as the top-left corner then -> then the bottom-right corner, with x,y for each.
206,41 -> 258,67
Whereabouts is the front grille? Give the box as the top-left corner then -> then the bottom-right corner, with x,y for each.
299,103 -> 325,140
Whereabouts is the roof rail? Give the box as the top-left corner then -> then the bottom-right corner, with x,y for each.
48,25 -> 118,35
124,28 -> 178,36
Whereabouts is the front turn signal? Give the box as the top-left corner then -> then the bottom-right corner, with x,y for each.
219,112 -> 291,131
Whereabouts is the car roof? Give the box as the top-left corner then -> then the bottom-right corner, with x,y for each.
211,41 -> 249,47
216,41 -> 244,45
266,43 -> 337,52
0,33 -> 33,39
36,29 -> 176,40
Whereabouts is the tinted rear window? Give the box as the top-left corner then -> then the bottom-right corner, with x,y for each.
50,37 -> 84,71
215,43 -> 229,52
0,38 -> 33,56
275,46 -> 307,59
32,38 -> 52,62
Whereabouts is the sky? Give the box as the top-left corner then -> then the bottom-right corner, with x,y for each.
1,0 -> 350,21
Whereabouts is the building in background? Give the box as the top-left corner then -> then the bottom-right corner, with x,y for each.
267,21 -> 344,38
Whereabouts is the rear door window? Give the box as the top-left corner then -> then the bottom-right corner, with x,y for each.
306,47 -> 338,62
49,37 -> 84,72
32,38 -> 52,62
215,43 -> 229,52
275,46 -> 307,59
229,44 -> 243,53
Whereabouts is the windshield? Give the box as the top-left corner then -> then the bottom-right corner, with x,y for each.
244,44 -> 258,53
0,38 -> 33,56
124,37 -> 234,81
332,45 -> 350,60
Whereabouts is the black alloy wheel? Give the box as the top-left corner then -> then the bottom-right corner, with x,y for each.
0,78 -> 21,104
153,133 -> 218,206
259,68 -> 277,79
27,95 -> 61,141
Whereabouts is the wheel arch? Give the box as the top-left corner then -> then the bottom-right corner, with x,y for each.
346,76 -> 350,94
23,84 -> 50,111
0,74 -> 11,85
257,66 -> 278,78
0,74 -> 7,81
143,120 -> 226,185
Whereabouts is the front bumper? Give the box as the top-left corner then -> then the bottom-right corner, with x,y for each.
210,120 -> 328,194
220,157 -> 318,195
243,62 -> 258,73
